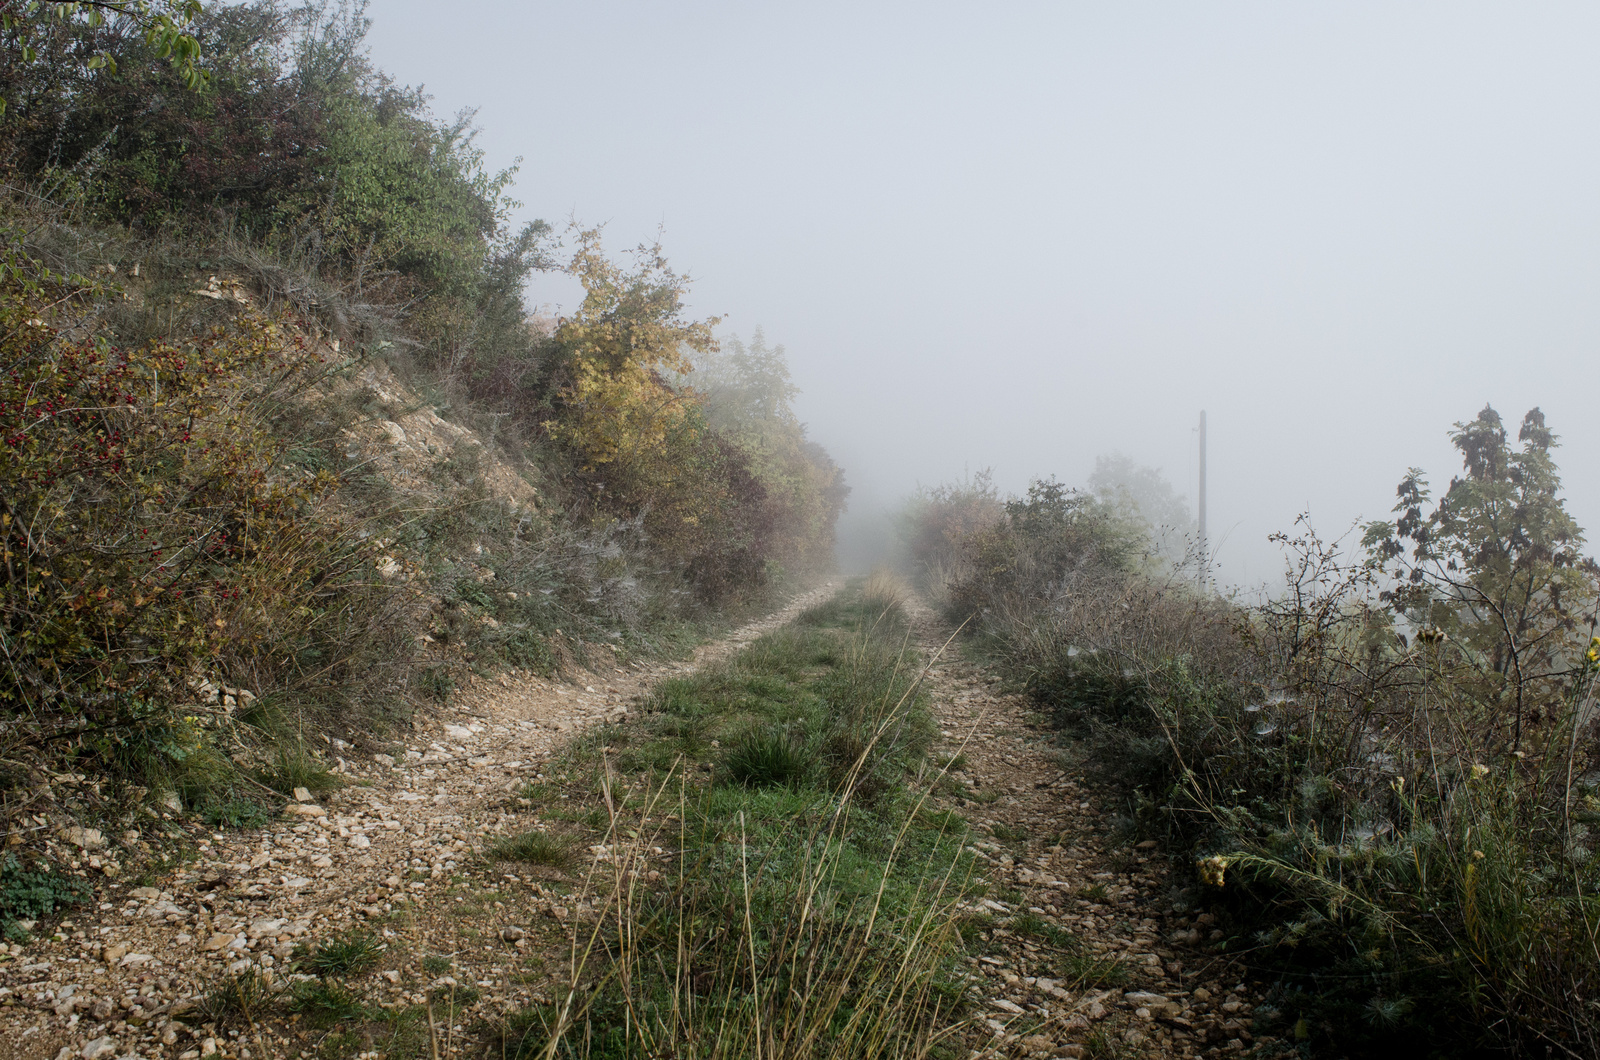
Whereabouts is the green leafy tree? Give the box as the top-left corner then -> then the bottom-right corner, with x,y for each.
691,328 -> 799,429
1363,405 -> 1598,751
921,476 -> 1146,619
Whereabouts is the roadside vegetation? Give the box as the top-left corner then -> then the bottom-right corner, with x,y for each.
903,411 -> 1600,1057
0,0 -> 844,911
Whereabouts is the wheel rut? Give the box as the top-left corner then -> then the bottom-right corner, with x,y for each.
0,584 -> 838,1060
906,594 -> 1276,1059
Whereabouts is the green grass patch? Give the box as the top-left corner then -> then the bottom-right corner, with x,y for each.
521,581 -> 984,1058
515,780 -> 555,802
200,968 -> 279,1026
1008,910 -> 1077,949
256,745 -> 343,798
295,929 -> 382,977
288,977 -> 367,1022
1058,952 -> 1131,989
918,807 -> 969,833
0,855 -> 90,940
722,727 -> 813,788
486,830 -> 577,870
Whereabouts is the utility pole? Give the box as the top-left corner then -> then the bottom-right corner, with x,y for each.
1197,410 -> 1208,588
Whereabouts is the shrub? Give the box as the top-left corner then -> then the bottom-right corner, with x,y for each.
0,241 -> 412,806
924,408 -> 1600,1057
901,473 -> 1149,623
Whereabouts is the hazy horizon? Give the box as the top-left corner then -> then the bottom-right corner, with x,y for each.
365,1 -> 1600,587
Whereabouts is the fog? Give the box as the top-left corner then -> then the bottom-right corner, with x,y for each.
367,1 -> 1600,586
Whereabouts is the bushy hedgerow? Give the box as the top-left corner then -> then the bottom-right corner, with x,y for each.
905,434 -> 1600,1057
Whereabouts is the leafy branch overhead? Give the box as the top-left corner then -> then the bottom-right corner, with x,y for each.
1,0 -> 208,110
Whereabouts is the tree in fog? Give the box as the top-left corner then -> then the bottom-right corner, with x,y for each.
1363,405 -> 1598,752
688,328 -> 799,434
682,329 -> 849,576
1089,454 -> 1195,566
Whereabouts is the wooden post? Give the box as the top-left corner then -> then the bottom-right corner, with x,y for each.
1198,410 -> 1208,587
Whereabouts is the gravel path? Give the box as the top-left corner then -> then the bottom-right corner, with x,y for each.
903,595 -> 1278,1060
0,584 -> 838,1060
0,582 -> 1277,1060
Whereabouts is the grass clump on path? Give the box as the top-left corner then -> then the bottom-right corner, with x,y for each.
486,830 -> 578,871
496,579 -> 982,1060
295,928 -> 383,978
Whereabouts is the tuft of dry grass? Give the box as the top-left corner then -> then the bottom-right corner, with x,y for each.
862,567 -> 911,617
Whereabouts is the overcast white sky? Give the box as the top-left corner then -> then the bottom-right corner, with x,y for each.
366,1 -> 1600,584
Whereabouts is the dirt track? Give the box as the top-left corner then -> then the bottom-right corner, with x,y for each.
0,582 -> 1272,1060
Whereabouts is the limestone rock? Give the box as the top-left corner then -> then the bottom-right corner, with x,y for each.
62,826 -> 105,850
